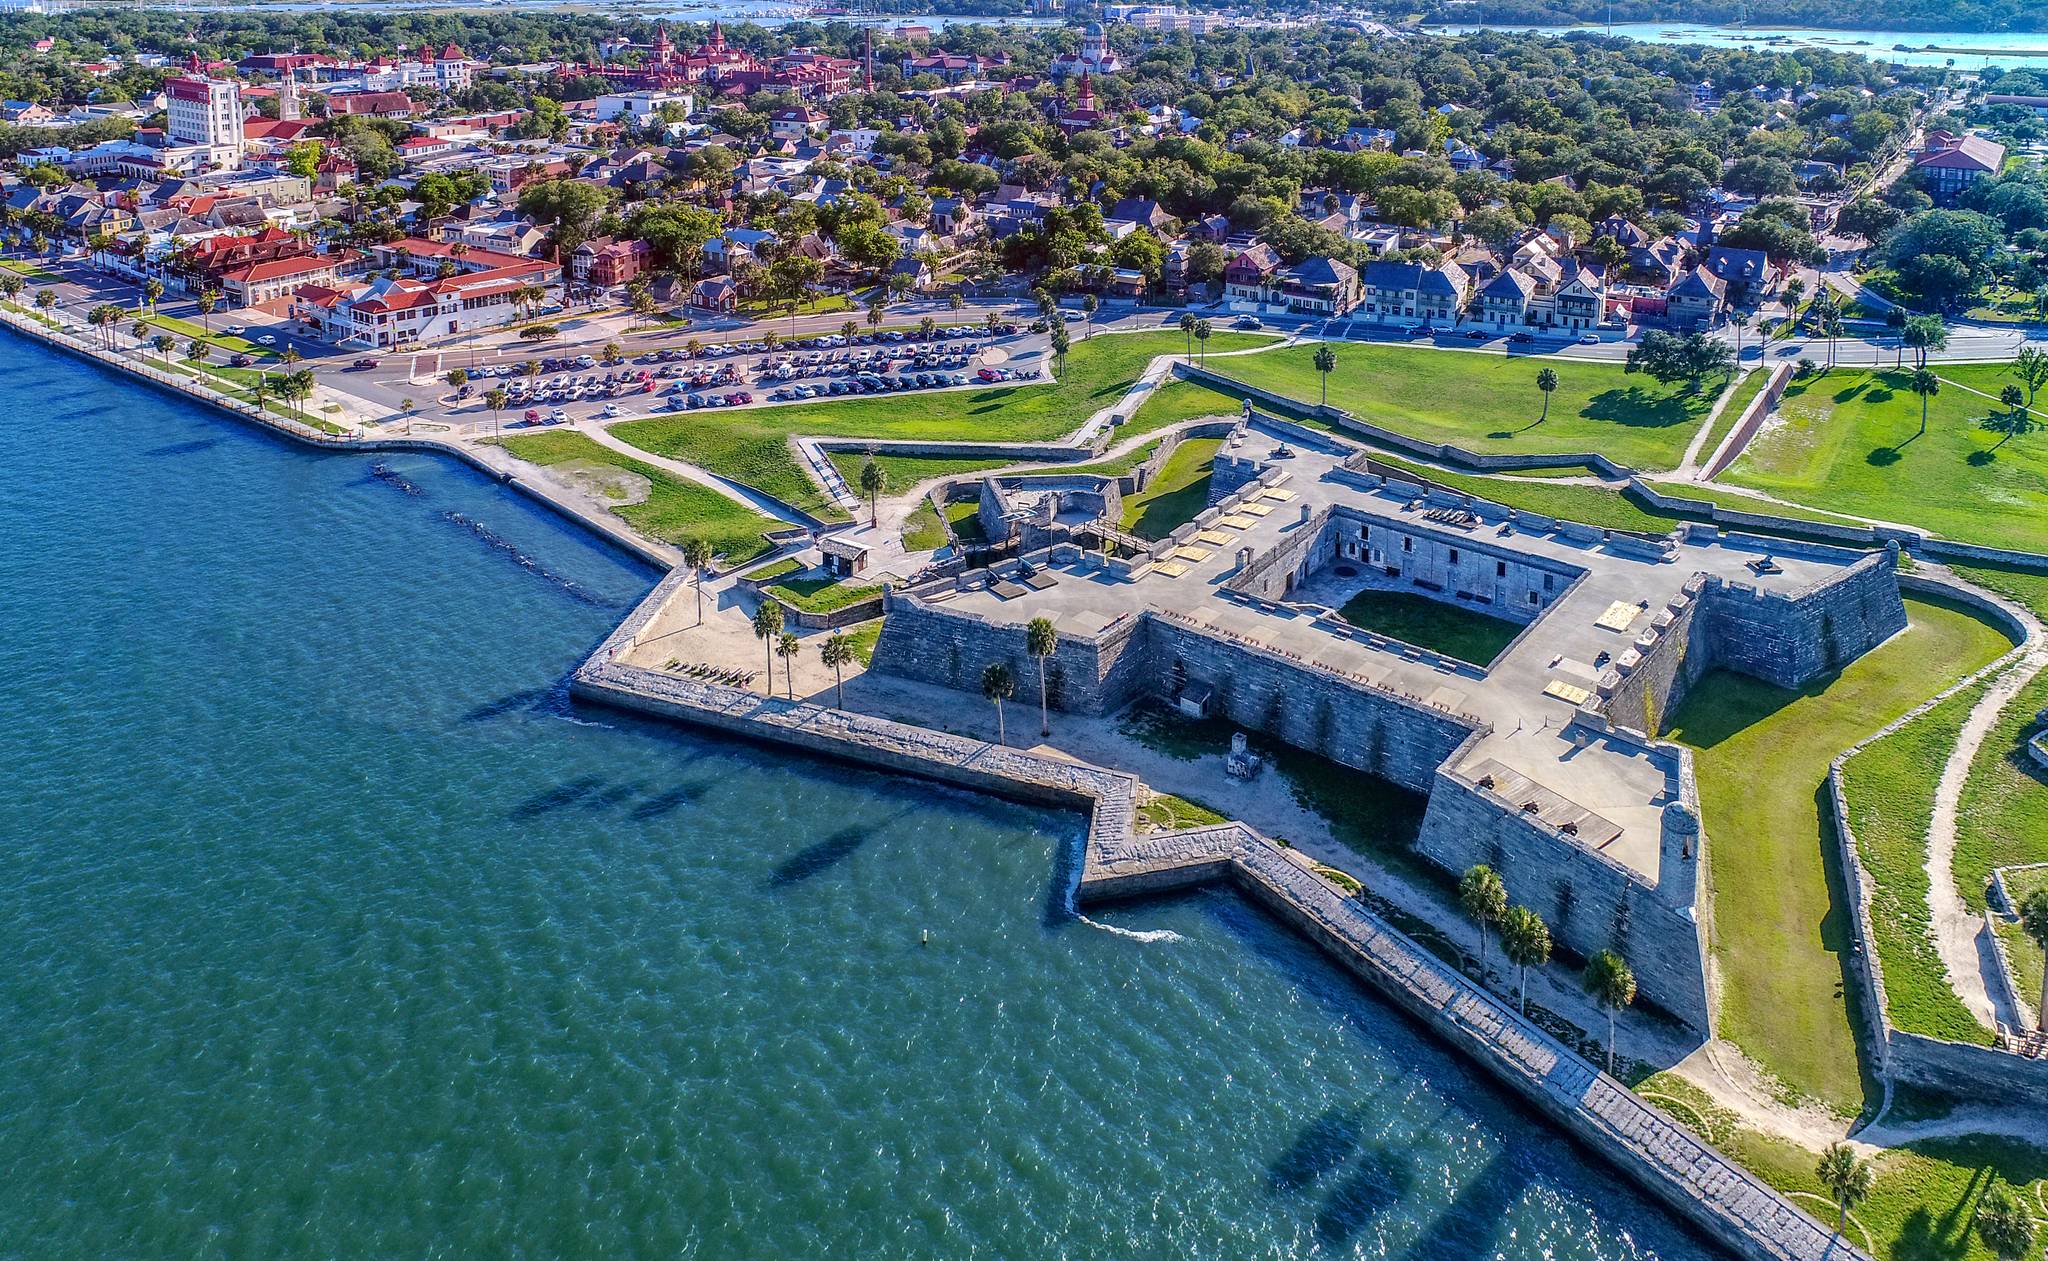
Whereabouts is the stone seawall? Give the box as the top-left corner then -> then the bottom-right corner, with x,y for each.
0,305 -> 681,571
570,576 -> 1865,1261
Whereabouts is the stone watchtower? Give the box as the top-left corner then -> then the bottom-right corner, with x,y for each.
1657,799 -> 1701,911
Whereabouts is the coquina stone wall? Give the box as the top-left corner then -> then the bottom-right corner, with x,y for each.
1696,551 -> 1906,688
1417,758 -> 1712,1032
1147,616 -> 1479,794
868,592 -> 1153,716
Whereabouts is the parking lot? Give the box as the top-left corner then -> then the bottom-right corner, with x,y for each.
440,322 -> 1030,428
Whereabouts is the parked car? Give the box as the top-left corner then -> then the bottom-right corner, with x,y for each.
351,357 -> 380,370
256,334 -> 278,346
1509,331 -> 1535,344
600,402 -> 623,418
1578,333 -> 1600,345
1232,316 -> 1264,330
230,354 -> 255,368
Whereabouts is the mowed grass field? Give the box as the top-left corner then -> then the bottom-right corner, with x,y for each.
1665,594 -> 2015,1110
611,331 -> 1276,520
493,430 -> 781,562
1724,365 -> 2048,550
1215,342 -> 1723,471
1120,437 -> 1222,539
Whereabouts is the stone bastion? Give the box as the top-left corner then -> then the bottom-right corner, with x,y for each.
866,435 -> 1909,1033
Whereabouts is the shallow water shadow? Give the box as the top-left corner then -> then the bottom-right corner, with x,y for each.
769,817 -> 895,887
509,775 -> 610,821
1268,1106 -> 1364,1192
144,438 -> 220,458
464,687 -> 554,722
1390,1146 -> 1534,1261
628,784 -> 703,821
1314,1147 -> 1416,1248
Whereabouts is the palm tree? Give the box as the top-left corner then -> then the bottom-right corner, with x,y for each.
2021,890 -> 2048,1032
776,631 -> 800,699
1459,865 -> 1507,980
1179,311 -> 1197,359
603,340 -> 623,363
1026,617 -> 1057,737
985,310 -> 1000,337
763,330 -> 782,354
981,661 -> 1014,746
196,289 -> 217,334
279,346 -> 302,375
142,277 -> 164,313
1886,305 -> 1909,367
33,288 -> 55,313
1729,311 -> 1750,363
1999,383 -> 2028,443
1910,368 -> 1939,438
866,296 -> 885,333
0,272 -> 22,304
1081,293 -> 1098,339
919,315 -> 936,341
1194,317 -> 1212,366
1535,366 -> 1559,422
819,633 -> 853,708
681,538 -> 713,624
150,333 -> 174,361
1313,344 -> 1337,406
1974,1182 -> 2036,1261
751,600 -> 783,694
685,338 -> 704,360
1815,1144 -> 1874,1247
186,337 -> 207,365
1501,905 -> 1552,1015
89,303 -> 118,348
1582,949 -> 1636,1074
841,319 -> 859,343
1904,314 -> 1947,368
858,457 -> 886,529
485,386 -> 509,438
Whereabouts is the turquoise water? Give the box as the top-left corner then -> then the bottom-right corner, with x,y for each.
0,335 -> 1713,1260
1431,20 -> 2048,67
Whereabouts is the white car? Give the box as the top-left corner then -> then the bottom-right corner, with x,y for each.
600,402 -> 624,418
256,333 -> 278,346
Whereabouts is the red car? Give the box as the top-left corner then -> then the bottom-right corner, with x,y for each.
351,357 -> 380,369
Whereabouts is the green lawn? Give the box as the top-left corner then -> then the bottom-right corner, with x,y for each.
900,496 -> 948,551
1696,367 -> 1770,465
1723,366 -> 2048,552
1217,342 -> 1723,472
1335,589 -> 1523,666
144,313 -> 272,357
943,499 -> 988,545
842,617 -> 884,665
1115,378 -> 1251,440
611,332 -> 1275,518
1121,437 -> 1223,539
825,449 -> 1018,496
1948,567 -> 2048,914
493,429 -> 780,562
749,559 -> 881,613
1841,676 -> 2002,1045
2,258 -> 57,280
1637,1074 -> 2048,1261
1138,792 -> 1229,831
1665,594 -> 2015,1110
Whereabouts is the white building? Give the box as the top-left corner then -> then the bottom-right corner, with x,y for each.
165,72 -> 244,171
594,90 -> 695,125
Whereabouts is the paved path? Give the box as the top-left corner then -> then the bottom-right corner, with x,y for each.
1925,585 -> 2043,1032
572,417 -> 813,528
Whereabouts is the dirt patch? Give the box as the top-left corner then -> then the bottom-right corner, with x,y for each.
550,458 -> 652,506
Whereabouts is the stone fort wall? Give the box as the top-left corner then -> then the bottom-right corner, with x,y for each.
1697,549 -> 1907,689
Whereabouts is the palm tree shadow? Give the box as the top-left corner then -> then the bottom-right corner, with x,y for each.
1866,446 -> 1902,466
767,810 -> 909,887
1314,1146 -> 1417,1248
1268,1106 -> 1365,1192
1389,1148 -> 1536,1261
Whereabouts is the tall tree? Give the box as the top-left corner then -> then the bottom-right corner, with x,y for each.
1193,318 -> 1211,366
1535,366 -> 1559,423
2011,346 -> 2048,412
1815,1144 -> 1873,1248
681,538 -> 713,625
1501,905 -> 1552,1016
1026,617 -> 1056,738
776,631 -> 800,700
1179,311 -> 1196,360
1458,865 -> 1507,980
751,600 -> 783,694
1314,343 -> 1338,406
1974,1182 -> 2036,1261
819,633 -> 852,709
858,457 -> 886,529
981,661 -> 1014,747
1582,949 -> 1636,1074
1909,368 -> 1940,438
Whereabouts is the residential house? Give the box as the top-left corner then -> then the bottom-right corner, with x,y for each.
1665,266 -> 1727,330
1358,258 -> 1470,325
571,235 -> 653,287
